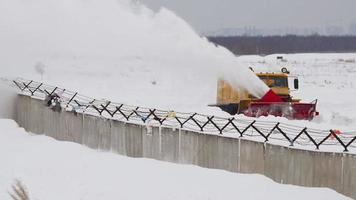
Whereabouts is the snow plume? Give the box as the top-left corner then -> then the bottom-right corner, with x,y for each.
0,0 -> 268,109
217,61 -> 270,98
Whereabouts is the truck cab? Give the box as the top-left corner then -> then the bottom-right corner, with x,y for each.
255,72 -> 298,102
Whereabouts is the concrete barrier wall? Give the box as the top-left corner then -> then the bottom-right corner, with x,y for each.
15,95 -> 356,199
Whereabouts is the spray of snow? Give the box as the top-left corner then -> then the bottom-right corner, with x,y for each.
0,0 -> 268,105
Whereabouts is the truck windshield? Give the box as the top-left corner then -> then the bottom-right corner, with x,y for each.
273,77 -> 288,87
259,76 -> 288,87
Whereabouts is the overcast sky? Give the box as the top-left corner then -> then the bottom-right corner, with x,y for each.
138,0 -> 356,34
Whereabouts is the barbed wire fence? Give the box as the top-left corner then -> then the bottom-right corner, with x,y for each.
12,78 -> 356,153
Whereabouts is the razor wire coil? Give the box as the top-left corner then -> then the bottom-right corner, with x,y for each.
12,78 -> 356,153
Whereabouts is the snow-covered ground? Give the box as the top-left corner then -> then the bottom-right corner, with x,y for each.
0,119 -> 349,200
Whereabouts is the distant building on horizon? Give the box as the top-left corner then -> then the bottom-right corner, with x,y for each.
205,24 -> 356,36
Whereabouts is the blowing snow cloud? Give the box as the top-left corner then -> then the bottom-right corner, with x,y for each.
0,0 -> 268,108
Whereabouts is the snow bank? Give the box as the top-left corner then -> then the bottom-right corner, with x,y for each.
0,119 -> 348,200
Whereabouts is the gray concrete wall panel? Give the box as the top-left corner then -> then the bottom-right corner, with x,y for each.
82,115 -> 99,149
110,120 -> 126,155
97,118 -> 112,151
42,105 -> 55,138
16,95 -> 29,132
44,108 -> 62,140
28,97 -> 44,134
56,111 -> 71,141
264,145 -> 292,184
124,123 -> 143,158
216,136 -> 239,172
62,112 -> 83,144
342,154 -> 356,199
239,139 -> 265,174
312,152 -> 344,194
142,126 -> 160,159
178,130 -> 199,165
284,148 -> 314,187
160,127 -> 179,162
197,134 -> 218,169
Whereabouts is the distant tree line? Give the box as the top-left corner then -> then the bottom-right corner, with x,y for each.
207,35 -> 356,55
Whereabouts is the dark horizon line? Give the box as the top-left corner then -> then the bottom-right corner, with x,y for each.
206,34 -> 356,38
